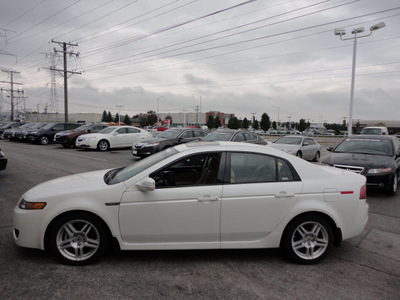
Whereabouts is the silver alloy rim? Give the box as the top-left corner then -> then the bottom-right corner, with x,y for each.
393,173 -> 397,193
56,219 -> 100,261
291,221 -> 329,260
41,136 -> 49,144
99,141 -> 108,151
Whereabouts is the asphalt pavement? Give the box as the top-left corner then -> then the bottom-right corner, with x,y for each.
0,137 -> 399,299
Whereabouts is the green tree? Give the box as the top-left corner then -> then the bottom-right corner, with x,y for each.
114,113 -> 120,123
298,119 -> 307,132
207,115 -> 215,129
242,117 -> 249,129
101,110 -> 107,122
228,117 -> 240,129
139,116 -> 149,127
253,119 -> 259,130
260,113 -> 271,132
147,113 -> 157,126
123,114 -> 131,125
215,116 -> 222,128
272,121 -> 277,130
106,111 -> 113,122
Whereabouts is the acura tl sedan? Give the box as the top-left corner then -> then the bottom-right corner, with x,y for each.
76,126 -> 152,151
320,135 -> 400,195
201,129 -> 267,145
271,135 -> 321,162
13,142 -> 368,265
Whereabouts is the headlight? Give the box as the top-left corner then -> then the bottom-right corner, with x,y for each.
19,199 -> 47,210
286,148 -> 296,154
31,131 -> 38,135
367,167 -> 392,174
0,151 -> 5,158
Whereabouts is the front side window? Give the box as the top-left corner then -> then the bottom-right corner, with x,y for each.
180,130 -> 193,139
233,133 -> 245,142
117,128 -> 127,134
244,132 -> 256,141
127,127 -> 140,133
150,153 -> 222,188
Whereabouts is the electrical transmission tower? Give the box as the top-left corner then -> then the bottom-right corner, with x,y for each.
51,40 -> 82,122
46,52 -> 59,115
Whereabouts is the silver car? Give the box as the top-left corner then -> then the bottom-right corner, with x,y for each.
271,135 -> 321,161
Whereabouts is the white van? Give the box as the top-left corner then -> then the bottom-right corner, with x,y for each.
360,126 -> 389,135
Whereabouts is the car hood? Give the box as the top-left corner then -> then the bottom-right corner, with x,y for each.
271,144 -> 300,151
321,152 -> 394,168
22,169 -> 111,200
135,137 -> 167,144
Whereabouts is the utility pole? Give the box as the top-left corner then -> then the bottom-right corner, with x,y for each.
1,69 -> 23,121
51,40 -> 81,122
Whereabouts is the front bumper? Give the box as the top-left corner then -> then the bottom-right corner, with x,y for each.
131,145 -> 156,157
365,172 -> 393,189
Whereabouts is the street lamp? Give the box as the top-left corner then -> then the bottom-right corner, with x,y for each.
334,22 -> 385,136
192,94 -> 202,127
272,106 -> 280,127
116,105 -> 123,125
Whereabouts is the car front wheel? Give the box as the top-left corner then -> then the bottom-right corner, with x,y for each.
39,136 -> 50,145
281,215 -> 333,264
48,213 -> 111,265
97,140 -> 110,151
385,172 -> 398,195
313,151 -> 320,162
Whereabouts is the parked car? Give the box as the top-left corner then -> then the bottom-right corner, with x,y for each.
0,122 -> 24,139
201,129 -> 267,145
26,123 -> 81,145
13,142 -> 368,265
320,135 -> 400,194
54,123 -> 109,148
360,126 -> 389,135
2,122 -> 34,140
132,127 -> 207,158
0,148 -> 7,170
17,123 -> 48,141
271,135 -> 321,161
76,126 -> 151,151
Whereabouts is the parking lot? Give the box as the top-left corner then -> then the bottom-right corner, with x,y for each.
0,138 -> 399,299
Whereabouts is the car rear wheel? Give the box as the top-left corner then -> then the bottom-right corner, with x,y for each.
313,151 -> 320,162
48,213 -> 111,265
39,136 -> 50,145
296,151 -> 302,158
281,215 -> 333,264
97,140 -> 110,151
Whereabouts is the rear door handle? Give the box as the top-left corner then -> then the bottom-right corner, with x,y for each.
275,191 -> 295,198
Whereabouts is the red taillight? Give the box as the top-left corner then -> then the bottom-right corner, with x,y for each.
359,185 -> 367,200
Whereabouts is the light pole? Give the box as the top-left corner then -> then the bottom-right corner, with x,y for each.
334,22 -> 385,136
156,96 -> 164,125
272,106 -> 280,127
192,94 -> 202,126
116,105 -> 123,125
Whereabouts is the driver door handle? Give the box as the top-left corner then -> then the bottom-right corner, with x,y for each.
197,196 -> 220,203
275,191 -> 295,198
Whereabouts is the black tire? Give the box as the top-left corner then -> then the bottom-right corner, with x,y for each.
385,172 -> 398,195
72,137 -> 78,148
313,151 -> 320,162
296,151 -> 302,159
281,214 -> 333,264
48,212 -> 111,265
97,140 -> 110,151
39,135 -> 50,145
62,143 -> 70,148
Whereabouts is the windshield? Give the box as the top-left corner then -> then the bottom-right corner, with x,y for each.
108,148 -> 178,184
99,127 -> 116,134
158,130 -> 181,139
275,137 -> 302,145
74,124 -> 92,131
30,123 -> 46,129
202,132 -> 234,141
0,123 -> 11,129
361,128 -> 382,135
334,139 -> 393,156
17,123 -> 31,129
42,123 -> 55,130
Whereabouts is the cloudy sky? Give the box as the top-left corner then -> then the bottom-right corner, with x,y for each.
1,0 -> 399,124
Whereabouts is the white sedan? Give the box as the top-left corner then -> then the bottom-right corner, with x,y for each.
76,126 -> 151,151
271,135 -> 321,161
13,142 -> 368,265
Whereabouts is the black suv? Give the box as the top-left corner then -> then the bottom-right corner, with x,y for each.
26,123 -> 81,145
132,127 -> 207,158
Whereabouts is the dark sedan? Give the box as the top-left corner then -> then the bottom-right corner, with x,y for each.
320,135 -> 400,194
132,128 -> 207,158
0,148 -> 7,170
201,129 -> 267,145
54,123 -> 109,148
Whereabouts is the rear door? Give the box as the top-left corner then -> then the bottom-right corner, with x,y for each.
221,152 -> 303,243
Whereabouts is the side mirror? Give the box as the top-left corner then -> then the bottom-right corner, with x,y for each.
135,177 -> 155,192
113,132 -> 118,136
327,147 -> 334,152
303,142 -> 309,146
